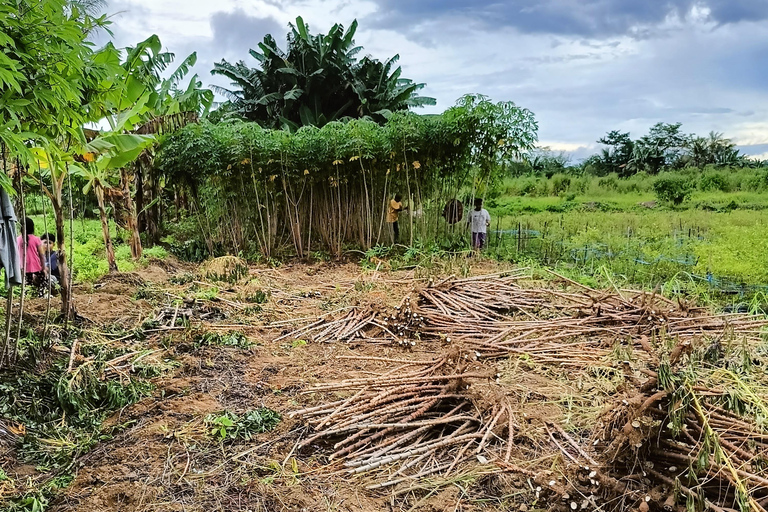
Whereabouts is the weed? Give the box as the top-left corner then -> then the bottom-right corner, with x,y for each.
204,408 -> 280,442
193,285 -> 220,301
169,272 -> 196,285
280,339 -> 307,350
133,284 -> 164,302
194,331 -> 253,349
246,289 -> 269,304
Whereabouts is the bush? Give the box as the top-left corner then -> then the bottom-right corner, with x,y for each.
597,175 -> 619,191
746,170 -> 768,192
653,175 -> 695,205
699,172 -> 730,192
551,174 -> 572,195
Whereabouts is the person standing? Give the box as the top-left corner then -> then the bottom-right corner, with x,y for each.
468,198 -> 491,250
387,194 -> 408,244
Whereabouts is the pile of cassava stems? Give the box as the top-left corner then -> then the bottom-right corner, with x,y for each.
289,271 -> 768,510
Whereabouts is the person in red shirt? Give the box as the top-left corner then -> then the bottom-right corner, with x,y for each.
17,217 -> 48,288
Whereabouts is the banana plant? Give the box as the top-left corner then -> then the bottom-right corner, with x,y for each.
72,98 -> 155,272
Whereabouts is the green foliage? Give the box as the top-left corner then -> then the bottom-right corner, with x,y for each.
211,17 -> 434,129
0,357 -> 153,472
699,171 -> 730,192
653,175 -> 695,205
6,491 -> 49,512
583,125 -> 761,178
204,408 -> 280,441
0,0 -> 111,168
193,331 -> 253,349
142,245 -> 169,259
246,289 -> 270,304
157,94 -> 537,258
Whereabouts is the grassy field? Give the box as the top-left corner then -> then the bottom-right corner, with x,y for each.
477,174 -> 768,306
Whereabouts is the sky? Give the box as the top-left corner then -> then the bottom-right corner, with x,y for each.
98,0 -> 768,161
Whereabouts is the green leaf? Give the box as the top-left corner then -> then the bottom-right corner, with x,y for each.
284,88 -> 304,101
295,16 -> 308,40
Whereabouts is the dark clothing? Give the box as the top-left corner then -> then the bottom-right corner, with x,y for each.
25,271 -> 45,288
471,232 -> 487,249
392,221 -> 400,243
442,199 -> 463,224
47,252 -> 59,278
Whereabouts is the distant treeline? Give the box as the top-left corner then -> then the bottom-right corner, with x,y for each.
509,122 -> 766,178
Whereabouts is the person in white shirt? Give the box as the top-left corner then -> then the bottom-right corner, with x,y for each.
467,198 -> 491,249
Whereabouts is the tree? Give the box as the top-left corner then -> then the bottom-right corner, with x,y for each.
1,0 -> 114,321
683,131 -> 744,168
86,35 -> 213,259
594,131 -> 634,177
211,17 -> 435,129
0,0 -> 108,166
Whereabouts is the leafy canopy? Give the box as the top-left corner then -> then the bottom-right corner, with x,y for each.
211,17 -> 436,130
0,0 -> 111,168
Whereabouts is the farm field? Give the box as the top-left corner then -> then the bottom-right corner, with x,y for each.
2,255 -> 768,512
5,1 -> 768,510
488,203 -> 768,295
24,197 -> 768,310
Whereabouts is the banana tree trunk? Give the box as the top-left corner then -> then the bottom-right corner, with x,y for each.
95,185 -> 118,273
121,168 -> 142,260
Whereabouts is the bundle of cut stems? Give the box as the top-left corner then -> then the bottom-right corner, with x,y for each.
276,307 -> 396,344
291,353 -> 514,488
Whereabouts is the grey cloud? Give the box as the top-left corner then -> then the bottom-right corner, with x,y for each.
366,0 -> 768,38
210,9 -> 284,53
737,144 -> 768,157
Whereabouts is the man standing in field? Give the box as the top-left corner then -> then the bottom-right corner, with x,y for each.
387,194 -> 407,244
468,198 -> 491,250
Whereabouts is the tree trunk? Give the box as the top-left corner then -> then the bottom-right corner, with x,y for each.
96,185 -> 118,273
52,199 -> 73,318
135,164 -> 145,232
148,167 -> 159,244
121,168 -> 142,260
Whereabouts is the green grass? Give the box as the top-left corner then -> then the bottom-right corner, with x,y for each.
475,172 -> 768,309
488,203 -> 768,286
28,215 -> 167,283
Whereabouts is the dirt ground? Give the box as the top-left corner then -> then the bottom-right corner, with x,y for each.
8,258 -> 532,512
11,256 -> 760,512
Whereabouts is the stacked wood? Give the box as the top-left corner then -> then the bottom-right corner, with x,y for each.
598,373 -> 768,512
289,272 -> 768,509
414,273 -> 767,366
276,307 -> 396,344
290,353 -> 513,488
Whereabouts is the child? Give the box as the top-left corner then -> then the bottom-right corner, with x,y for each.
40,232 -> 59,280
468,198 -> 491,250
16,217 -> 47,288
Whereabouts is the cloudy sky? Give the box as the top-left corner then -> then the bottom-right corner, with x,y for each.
98,0 -> 768,161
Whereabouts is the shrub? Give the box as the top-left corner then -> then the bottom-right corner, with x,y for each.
518,179 -> 538,196
746,170 -> 768,192
699,172 -> 730,192
653,175 -> 695,205
597,175 -> 619,191
551,174 -> 572,195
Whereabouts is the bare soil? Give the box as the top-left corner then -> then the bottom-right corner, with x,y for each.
7,259 -> 527,512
